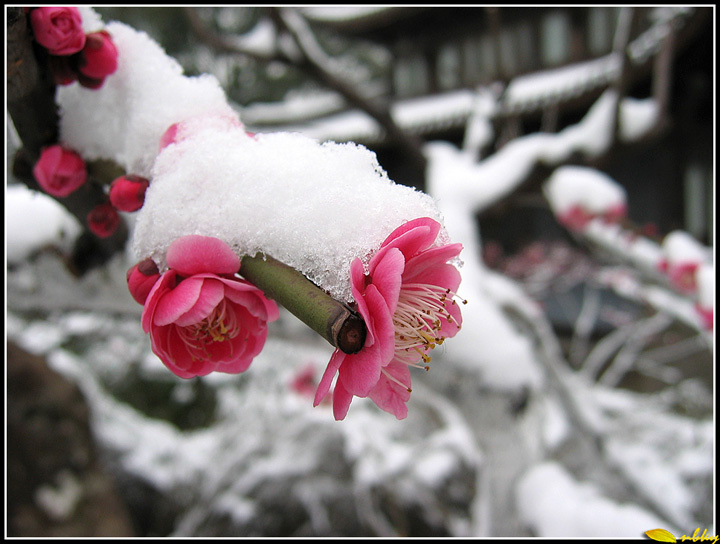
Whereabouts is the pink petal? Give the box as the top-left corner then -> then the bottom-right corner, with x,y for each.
337,341 -> 382,397
332,379 -> 354,421
141,271 -> 176,333
370,225 -> 433,273
368,247 -> 404,317
380,217 -> 440,251
403,243 -> 462,282
221,278 -> 280,321
314,350 -> 345,407
407,261 -> 462,295
350,258 -> 375,347
364,284 -> 396,364
167,235 -> 241,276
153,277 -> 204,326
368,361 -> 411,419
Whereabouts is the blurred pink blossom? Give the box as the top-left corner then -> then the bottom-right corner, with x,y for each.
77,30 -> 118,86
33,144 -> 87,197
30,6 -> 86,56
109,175 -> 149,212
87,202 -> 120,238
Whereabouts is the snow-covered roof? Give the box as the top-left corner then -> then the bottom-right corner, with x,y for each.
243,7 -> 699,145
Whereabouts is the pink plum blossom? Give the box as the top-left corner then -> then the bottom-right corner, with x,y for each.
314,217 -> 464,420
87,202 -> 120,238
78,31 -> 118,81
140,235 -> 280,379
695,304 -> 713,331
557,202 -> 627,232
33,144 -> 87,197
127,258 -> 161,305
158,115 -> 244,151
30,6 -> 86,56
109,175 -> 149,212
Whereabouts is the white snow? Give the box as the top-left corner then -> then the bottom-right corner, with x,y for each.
6,185 -> 82,264
544,165 -> 627,216
516,462 -> 676,537
505,53 -> 621,112
133,127 -> 445,303
695,264 -> 714,308
661,230 -> 711,266
57,21 -> 237,178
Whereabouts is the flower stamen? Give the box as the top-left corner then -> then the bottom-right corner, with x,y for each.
177,299 -> 240,359
392,282 -> 464,369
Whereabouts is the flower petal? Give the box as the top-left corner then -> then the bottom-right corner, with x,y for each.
380,217 -> 440,252
368,247 -> 404,317
314,350 -> 345,407
337,341 -> 383,397
369,361 -> 411,419
364,284 -> 396,364
403,243 -> 463,285
152,277 -> 204,326
332,379 -> 354,421
167,235 -> 241,276
141,271 -> 176,332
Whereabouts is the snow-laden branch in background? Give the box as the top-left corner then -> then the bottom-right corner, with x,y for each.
426,89 -> 659,217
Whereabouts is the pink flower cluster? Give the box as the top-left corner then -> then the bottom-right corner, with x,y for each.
128,235 -> 280,378
314,217 -> 464,420
27,8 -> 126,237
32,143 -> 150,238
125,217 -> 464,421
29,7 -> 118,89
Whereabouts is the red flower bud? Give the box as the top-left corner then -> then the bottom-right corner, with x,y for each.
126,258 -> 161,305
30,6 -> 86,56
109,175 -> 149,212
78,31 -> 118,80
33,145 -> 87,197
87,203 -> 120,238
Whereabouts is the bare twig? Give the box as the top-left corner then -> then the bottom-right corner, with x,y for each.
183,6 -> 428,187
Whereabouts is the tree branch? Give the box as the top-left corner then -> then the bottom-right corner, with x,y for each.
239,253 -> 366,354
7,7 -> 128,276
183,6 -> 428,187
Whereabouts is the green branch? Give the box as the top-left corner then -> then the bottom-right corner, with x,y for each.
239,254 -> 366,355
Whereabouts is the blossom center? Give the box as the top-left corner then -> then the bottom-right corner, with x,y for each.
178,299 -> 240,357
392,282 -> 465,370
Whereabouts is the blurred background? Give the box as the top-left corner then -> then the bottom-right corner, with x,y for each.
6,6 -> 715,537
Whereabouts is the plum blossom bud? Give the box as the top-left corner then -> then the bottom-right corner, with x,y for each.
33,145 -> 87,197
87,202 -> 120,238
127,258 -> 161,305
30,6 -> 86,56
109,175 -> 149,212
78,31 -> 118,81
